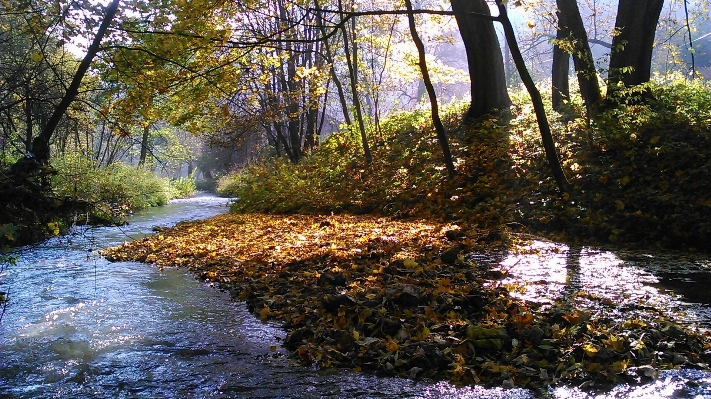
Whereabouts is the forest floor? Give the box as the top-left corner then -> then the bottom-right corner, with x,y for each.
102,212 -> 711,391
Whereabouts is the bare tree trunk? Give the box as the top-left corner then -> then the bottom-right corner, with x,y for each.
339,0 -> 372,164
138,123 -> 150,167
551,24 -> 570,110
557,0 -> 602,113
404,0 -> 455,177
496,3 -> 569,193
314,0 -> 352,126
608,0 -> 664,93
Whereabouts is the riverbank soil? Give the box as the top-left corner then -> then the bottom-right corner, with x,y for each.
102,213 -> 711,391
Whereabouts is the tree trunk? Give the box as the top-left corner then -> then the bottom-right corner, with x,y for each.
404,0 -> 455,177
608,0 -> 664,92
138,123 -> 150,167
496,3 -> 570,193
551,25 -> 570,110
451,0 -> 511,122
557,0 -> 602,113
339,0 -> 372,164
313,0 -> 352,126
278,0 -> 303,163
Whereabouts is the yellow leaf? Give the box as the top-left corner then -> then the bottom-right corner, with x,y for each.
403,259 -> 418,269
220,103 -> 230,117
417,326 -> 431,340
615,200 -> 625,211
583,342 -> 599,358
602,335 -> 625,352
385,340 -> 399,353
611,359 -> 630,373
30,51 -> 43,62
259,306 -> 270,319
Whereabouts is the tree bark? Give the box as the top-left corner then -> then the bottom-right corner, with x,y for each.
450,0 -> 511,122
608,0 -> 664,91
551,27 -> 570,110
314,0 -> 352,126
404,0 -> 455,177
496,3 -> 570,193
138,123 -> 150,167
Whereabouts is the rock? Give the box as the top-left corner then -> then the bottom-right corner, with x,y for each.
672,353 -> 689,365
322,293 -> 355,311
394,285 -> 425,306
284,327 -> 314,348
528,327 -> 544,345
445,229 -> 464,240
379,317 -> 402,336
440,244 -> 465,265
318,272 -> 347,286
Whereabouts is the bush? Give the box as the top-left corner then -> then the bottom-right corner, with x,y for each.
51,155 -> 172,223
169,172 -> 197,198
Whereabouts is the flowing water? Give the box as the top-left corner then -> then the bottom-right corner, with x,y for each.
0,195 -> 710,398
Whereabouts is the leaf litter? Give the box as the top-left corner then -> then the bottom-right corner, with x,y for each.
101,212 -> 711,391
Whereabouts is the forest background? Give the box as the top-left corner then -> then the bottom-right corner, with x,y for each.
1,0 -> 709,249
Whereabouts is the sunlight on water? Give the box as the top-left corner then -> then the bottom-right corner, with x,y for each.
495,240 -> 711,331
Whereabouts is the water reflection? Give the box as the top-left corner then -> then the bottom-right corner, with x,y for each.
496,240 -> 711,330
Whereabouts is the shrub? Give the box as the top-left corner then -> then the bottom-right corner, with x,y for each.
169,172 -> 197,198
216,77 -> 711,251
51,155 -> 172,223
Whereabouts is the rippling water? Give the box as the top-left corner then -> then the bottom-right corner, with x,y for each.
1,195 -> 709,398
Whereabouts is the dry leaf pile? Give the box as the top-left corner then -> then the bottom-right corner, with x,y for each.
102,213 -> 711,390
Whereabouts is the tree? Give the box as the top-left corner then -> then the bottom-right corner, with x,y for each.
497,2 -> 569,193
450,0 -> 511,122
33,0 -> 121,165
404,0 -> 454,177
554,0 -> 602,113
551,14 -> 571,110
339,0 -> 373,164
607,0 -> 665,93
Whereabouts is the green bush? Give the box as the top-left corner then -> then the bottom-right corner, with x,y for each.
169,172 -> 197,198
51,155 -> 172,223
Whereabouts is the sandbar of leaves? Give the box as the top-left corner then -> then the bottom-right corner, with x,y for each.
102,213 -> 711,390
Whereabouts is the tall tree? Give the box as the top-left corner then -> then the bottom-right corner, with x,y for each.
450,0 -> 511,122
551,12 -> 571,110
496,2 -> 569,193
339,0 -> 372,164
555,0 -> 602,113
607,0 -> 664,92
404,0 -> 454,177
33,0 -> 121,165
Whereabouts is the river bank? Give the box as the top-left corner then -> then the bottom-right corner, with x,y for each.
102,211 -> 711,393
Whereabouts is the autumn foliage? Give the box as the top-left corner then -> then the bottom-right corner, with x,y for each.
103,213 -> 710,389
219,77 -> 711,251
104,77 -> 711,391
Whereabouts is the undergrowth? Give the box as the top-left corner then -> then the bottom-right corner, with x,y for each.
218,76 -> 711,251
51,154 -> 195,224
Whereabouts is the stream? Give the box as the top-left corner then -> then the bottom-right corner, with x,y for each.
1,194 -> 710,398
